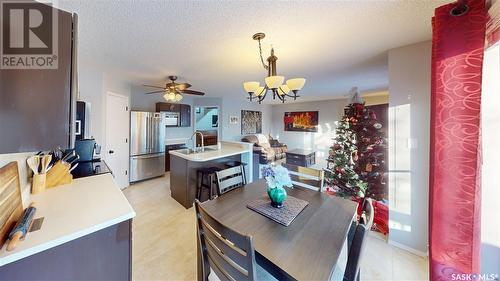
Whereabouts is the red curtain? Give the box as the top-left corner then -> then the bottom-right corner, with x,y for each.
430,1 -> 487,280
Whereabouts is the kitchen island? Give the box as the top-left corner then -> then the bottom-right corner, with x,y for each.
0,173 -> 135,280
169,141 -> 253,208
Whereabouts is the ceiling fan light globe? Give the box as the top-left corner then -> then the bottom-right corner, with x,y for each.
278,85 -> 290,96
175,93 -> 183,102
243,81 -> 260,93
265,76 -> 284,89
286,78 -> 306,91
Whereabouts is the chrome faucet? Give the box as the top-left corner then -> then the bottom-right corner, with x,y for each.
189,131 -> 204,152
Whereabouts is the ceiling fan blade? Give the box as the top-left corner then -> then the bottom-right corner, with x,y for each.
175,83 -> 192,90
144,90 -> 165,95
143,84 -> 166,89
180,89 -> 205,96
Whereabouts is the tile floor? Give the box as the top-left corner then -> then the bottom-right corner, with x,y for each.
123,173 -> 428,281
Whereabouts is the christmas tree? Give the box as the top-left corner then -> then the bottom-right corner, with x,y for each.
325,87 -> 389,234
349,103 -> 387,201
325,112 -> 368,198
326,87 -> 387,201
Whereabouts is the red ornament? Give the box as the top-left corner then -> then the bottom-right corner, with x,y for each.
354,103 -> 364,116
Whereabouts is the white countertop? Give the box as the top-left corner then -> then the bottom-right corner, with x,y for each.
165,138 -> 189,145
0,174 -> 136,266
169,142 -> 251,162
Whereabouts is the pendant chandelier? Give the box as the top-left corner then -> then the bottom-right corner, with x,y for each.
243,33 -> 306,103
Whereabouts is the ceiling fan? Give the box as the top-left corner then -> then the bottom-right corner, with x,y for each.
143,75 -> 205,102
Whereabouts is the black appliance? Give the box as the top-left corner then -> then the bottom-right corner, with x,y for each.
75,101 -> 91,141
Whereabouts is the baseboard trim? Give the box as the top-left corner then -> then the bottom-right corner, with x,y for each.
388,240 -> 428,257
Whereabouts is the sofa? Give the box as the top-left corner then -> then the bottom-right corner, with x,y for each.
241,134 -> 287,164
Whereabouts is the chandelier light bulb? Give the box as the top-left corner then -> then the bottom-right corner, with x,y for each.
255,86 -> 265,96
286,78 -> 306,91
243,81 -> 260,93
265,76 -> 284,89
278,85 -> 290,96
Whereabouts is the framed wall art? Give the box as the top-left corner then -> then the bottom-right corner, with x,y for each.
241,110 -> 262,134
284,111 -> 319,132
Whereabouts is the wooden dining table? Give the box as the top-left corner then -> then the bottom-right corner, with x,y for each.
199,179 -> 358,281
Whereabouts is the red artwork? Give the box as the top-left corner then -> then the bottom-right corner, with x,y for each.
284,111 -> 319,132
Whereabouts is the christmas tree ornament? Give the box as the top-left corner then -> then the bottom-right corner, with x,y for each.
366,163 -> 373,172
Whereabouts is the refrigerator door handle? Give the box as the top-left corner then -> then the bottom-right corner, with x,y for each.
146,114 -> 150,152
131,153 -> 164,160
149,115 -> 153,153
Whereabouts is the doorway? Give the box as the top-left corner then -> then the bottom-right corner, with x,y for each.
194,106 -> 220,146
105,92 -> 130,189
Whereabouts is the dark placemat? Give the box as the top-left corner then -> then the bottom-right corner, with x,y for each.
247,195 -> 309,226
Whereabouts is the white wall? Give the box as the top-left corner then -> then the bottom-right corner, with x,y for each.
129,94 -> 272,142
78,61 -> 132,150
387,41 -> 431,255
221,97 -> 272,141
269,99 -> 347,159
480,44 -> 500,274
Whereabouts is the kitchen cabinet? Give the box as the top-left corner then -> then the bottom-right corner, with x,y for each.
156,102 -> 180,112
180,104 -> 191,127
0,7 -> 76,153
155,102 -> 191,127
165,143 -> 186,172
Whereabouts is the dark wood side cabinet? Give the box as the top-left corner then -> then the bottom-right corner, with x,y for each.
286,149 -> 316,167
155,102 -> 191,127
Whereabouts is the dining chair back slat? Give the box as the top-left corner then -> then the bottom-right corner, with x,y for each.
283,163 -> 324,191
201,219 -> 249,268
362,198 -> 374,230
195,200 -> 257,281
343,223 -> 369,281
216,166 -> 245,195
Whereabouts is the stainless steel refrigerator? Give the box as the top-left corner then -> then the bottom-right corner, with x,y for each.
129,111 -> 165,182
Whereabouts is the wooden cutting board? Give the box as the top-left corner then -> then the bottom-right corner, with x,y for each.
0,162 -> 23,249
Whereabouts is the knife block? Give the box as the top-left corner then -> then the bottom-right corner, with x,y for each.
31,173 -> 46,194
46,161 -> 73,188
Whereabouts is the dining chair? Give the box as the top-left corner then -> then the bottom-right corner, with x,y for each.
215,165 -> 245,195
342,222 -> 369,281
283,163 -> 324,191
195,200 -> 277,281
361,198 -> 374,230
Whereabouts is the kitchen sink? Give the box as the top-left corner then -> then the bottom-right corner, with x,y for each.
177,146 -> 218,155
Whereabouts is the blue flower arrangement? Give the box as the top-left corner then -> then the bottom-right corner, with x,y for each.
262,165 -> 293,189
261,165 -> 293,208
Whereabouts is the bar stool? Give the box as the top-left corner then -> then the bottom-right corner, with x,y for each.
196,167 -> 221,201
223,161 -> 247,184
